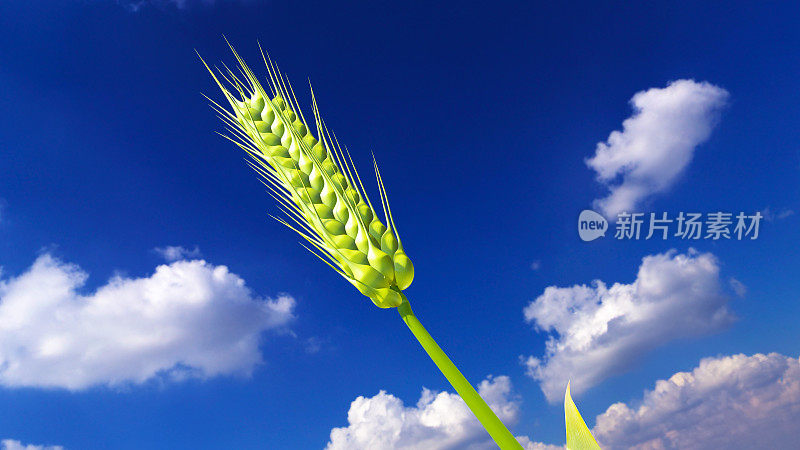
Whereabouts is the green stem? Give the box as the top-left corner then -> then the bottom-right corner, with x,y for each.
397,296 -> 523,450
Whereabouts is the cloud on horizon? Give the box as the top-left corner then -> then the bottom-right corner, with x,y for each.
1,440 -> 63,450
523,249 -> 735,403
586,79 -> 728,218
593,352 -> 800,449
326,375 -> 562,450
327,352 -> 800,449
0,253 -> 294,389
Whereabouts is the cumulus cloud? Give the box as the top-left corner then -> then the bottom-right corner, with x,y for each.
593,352 -> 800,450
517,438 -> 564,450
1,440 -> 63,450
326,375 -> 560,450
0,253 -> 294,389
153,245 -> 202,262
523,249 -> 735,403
586,80 -> 728,218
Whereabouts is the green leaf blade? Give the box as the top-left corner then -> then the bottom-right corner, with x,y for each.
565,382 -> 602,450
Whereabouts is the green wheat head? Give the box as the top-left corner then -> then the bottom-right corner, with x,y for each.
201,45 -> 413,309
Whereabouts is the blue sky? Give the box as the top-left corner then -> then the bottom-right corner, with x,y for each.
1,1 -> 799,449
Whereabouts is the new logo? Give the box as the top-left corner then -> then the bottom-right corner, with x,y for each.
578,210 -> 607,241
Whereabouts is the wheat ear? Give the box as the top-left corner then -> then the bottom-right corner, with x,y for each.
201,44 -> 523,449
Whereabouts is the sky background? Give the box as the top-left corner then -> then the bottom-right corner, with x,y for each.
1,1 -> 799,449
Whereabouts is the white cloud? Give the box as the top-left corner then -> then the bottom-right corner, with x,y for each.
586,80 -> 728,218
517,437 -> 564,450
326,375 -> 560,450
0,253 -> 294,389
1,440 -> 63,450
523,249 -> 734,403
593,352 -> 800,450
153,245 -> 202,262
530,260 -> 542,271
